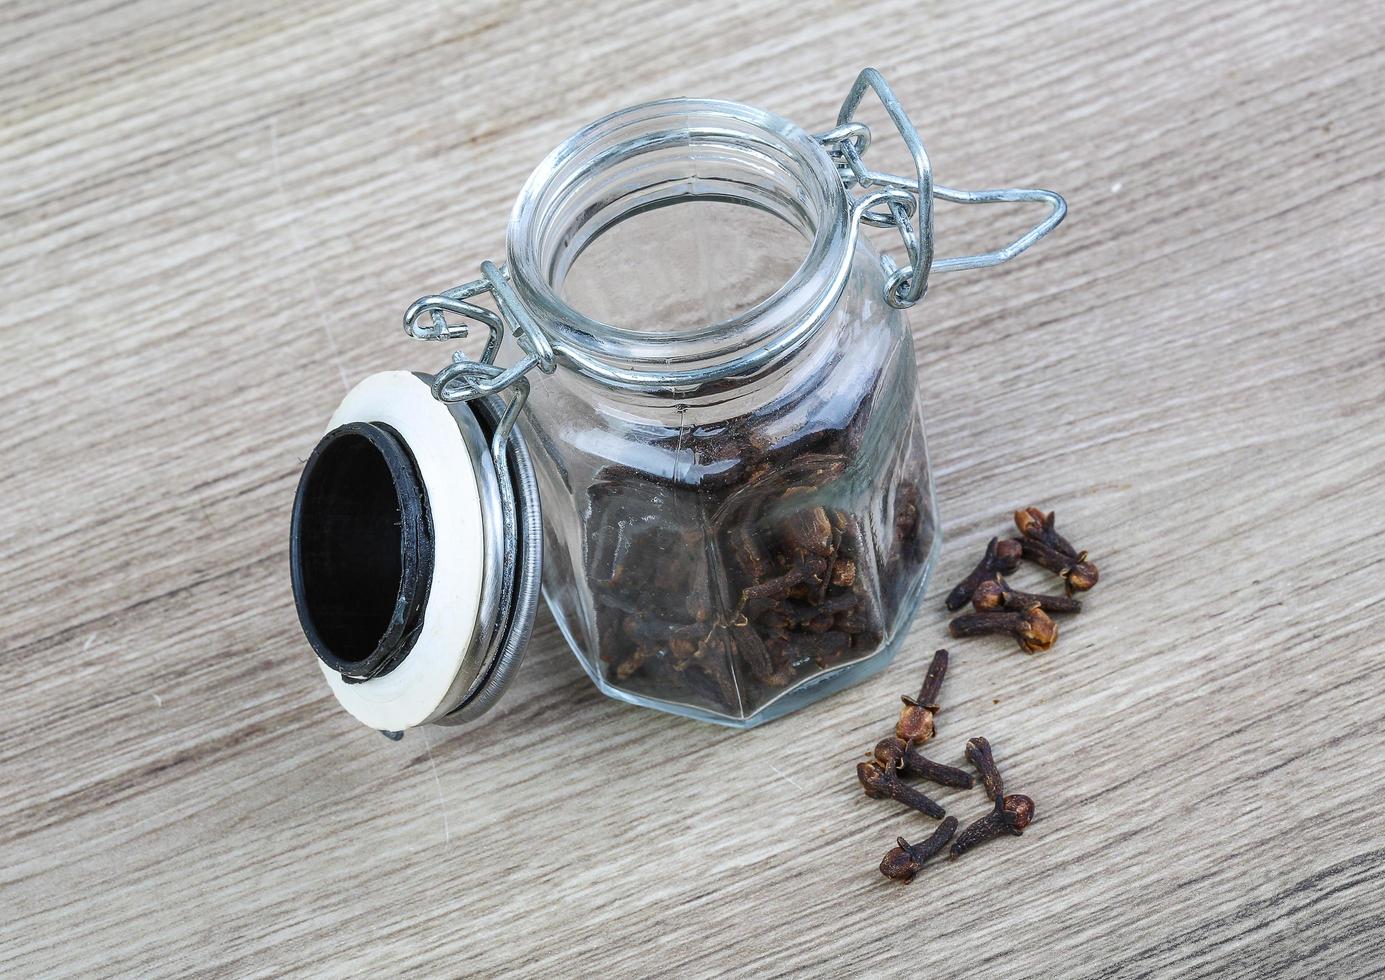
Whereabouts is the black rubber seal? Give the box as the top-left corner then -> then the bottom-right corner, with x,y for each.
290,421 -> 433,682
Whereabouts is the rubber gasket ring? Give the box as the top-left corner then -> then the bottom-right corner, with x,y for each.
290,420 -> 433,682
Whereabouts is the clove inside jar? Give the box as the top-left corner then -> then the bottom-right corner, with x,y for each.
290,70 -> 1065,734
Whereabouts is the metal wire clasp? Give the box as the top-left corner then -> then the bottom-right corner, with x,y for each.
815,68 -> 1068,308
403,260 -> 555,452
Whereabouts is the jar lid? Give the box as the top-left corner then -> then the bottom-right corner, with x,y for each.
289,371 -> 542,733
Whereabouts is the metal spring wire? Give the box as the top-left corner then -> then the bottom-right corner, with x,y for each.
436,389 -> 543,724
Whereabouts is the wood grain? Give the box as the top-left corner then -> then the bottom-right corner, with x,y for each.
3,0 -> 1384,975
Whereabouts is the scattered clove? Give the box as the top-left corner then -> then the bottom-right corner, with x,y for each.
1014,507 -> 1081,560
972,575 -> 1081,615
964,736 -> 1004,800
880,817 -> 959,882
1017,537 -> 1099,595
874,737 -> 975,789
950,793 -> 1035,858
857,761 -> 946,819
949,603 -> 1058,653
916,647 -> 948,710
856,508 -> 1085,879
951,737 -> 1034,858
895,696 -> 935,744
895,648 -> 949,742
944,537 -> 1023,611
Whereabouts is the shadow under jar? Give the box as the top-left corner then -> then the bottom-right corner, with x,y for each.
499,100 -> 938,726
289,70 -> 1066,734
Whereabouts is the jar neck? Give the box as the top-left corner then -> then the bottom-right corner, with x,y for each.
505,98 -> 852,396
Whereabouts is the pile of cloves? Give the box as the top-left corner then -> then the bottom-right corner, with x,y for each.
854,649 -> 1036,881
585,407 -> 932,717
856,506 -> 1098,882
944,507 -> 1100,653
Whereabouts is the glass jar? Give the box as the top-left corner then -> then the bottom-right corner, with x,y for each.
289,70 -> 1065,734
496,98 -> 938,725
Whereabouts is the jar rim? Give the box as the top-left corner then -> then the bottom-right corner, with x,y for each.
505,97 -> 852,388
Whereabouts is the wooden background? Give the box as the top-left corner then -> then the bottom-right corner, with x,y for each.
4,0 -> 1384,975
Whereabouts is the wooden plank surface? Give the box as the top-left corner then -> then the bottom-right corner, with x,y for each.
3,0 -> 1384,975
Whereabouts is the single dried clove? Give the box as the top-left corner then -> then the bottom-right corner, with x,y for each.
874,737 -> 975,789
783,506 -> 835,558
1017,536 -> 1099,594
949,604 -> 1058,653
916,647 -> 949,710
729,525 -> 774,582
741,568 -> 805,605
945,537 -> 1024,611
1014,507 -> 1081,560
950,793 -> 1035,858
895,696 -> 934,744
829,510 -> 864,558
879,817 -> 959,882
856,761 -> 946,819
964,736 -> 1004,800
894,648 -> 950,742
728,614 -> 776,682
891,483 -> 922,552
972,575 -> 1082,615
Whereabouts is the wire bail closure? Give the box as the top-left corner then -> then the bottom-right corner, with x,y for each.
816,68 -> 1068,309
402,68 -> 1067,397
